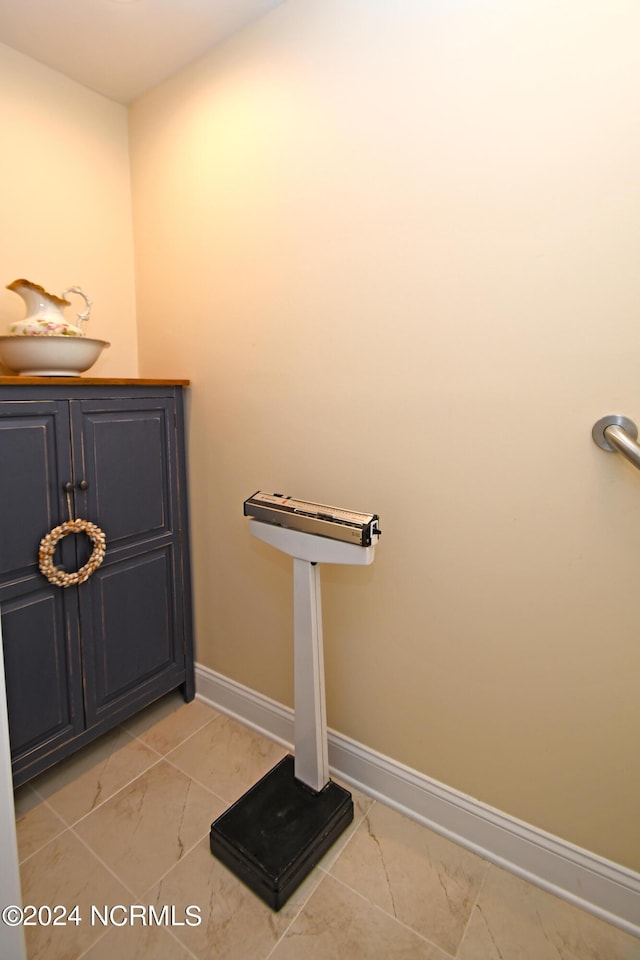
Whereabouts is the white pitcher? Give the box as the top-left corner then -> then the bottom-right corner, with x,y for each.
7,279 -> 92,337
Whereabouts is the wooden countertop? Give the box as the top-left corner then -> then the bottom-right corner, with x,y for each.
0,377 -> 190,386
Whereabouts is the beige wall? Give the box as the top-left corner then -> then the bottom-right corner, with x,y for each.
130,0 -> 640,871
0,42 -> 138,376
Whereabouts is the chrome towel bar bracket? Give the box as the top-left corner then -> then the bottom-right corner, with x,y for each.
592,414 -> 640,470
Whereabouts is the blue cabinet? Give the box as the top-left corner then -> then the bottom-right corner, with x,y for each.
0,381 -> 194,786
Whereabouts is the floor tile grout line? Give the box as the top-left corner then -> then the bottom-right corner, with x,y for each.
16,750 -> 246,882
233,787 -> 378,960
262,871 -> 328,960
146,706 -> 292,807
326,868 -> 458,957
13,705 -> 221,960
68,822 -> 141,900
19,701 -> 470,958
18,823 -> 162,960
19,699 -> 221,825
73,921 -> 111,960
123,706 -> 223,758
14,795 -> 68,864
17,696 -> 640,960
17,775 -> 212,906
16,817 -> 83,869
59,771 -> 222,903
158,925 -> 201,960
117,729 -> 168,761
263,804 -> 382,960
136,828 -> 215,901
25,721 -> 158,799
16,714 -> 348,863
25,753 -> 167,840
162,712 -> 290,772
21,731 -> 168,831
319,800 -> 491,959
16,823 -> 67,869
65,784 -> 219,899
160,751 -> 249,808
19,729 -> 232,854
67,817 -> 214,956
20,731 -> 383,950
72,909 -> 202,960
22,778 -> 70,821
315,796 -> 378,879
454,859 -> 492,959
230,800 -> 380,959
168,706 -> 297,761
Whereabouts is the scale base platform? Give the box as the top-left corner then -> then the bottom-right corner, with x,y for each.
209,754 -> 353,911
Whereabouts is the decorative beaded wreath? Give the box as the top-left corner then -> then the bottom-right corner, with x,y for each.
38,518 -> 107,588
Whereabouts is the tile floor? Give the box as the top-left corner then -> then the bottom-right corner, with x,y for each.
13,693 -> 640,960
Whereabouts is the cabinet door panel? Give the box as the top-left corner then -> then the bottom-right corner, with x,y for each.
82,548 -> 183,723
0,402 -> 73,577
73,397 -> 188,727
1,590 -> 83,760
0,399 -> 83,778
72,399 -> 176,551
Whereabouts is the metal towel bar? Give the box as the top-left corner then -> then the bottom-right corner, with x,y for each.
592,415 -> 640,470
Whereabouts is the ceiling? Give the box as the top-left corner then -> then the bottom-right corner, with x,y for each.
0,0 -> 286,104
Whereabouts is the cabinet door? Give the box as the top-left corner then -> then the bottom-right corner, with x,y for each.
71,397 -> 188,725
0,401 -> 84,771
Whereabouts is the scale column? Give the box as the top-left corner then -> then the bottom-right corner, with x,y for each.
293,558 -> 329,792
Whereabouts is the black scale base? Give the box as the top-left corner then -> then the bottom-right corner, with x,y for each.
209,754 -> 354,911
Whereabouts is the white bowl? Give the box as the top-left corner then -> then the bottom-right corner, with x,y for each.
0,335 -> 110,376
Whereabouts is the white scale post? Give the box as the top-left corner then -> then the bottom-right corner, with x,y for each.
249,516 -> 378,792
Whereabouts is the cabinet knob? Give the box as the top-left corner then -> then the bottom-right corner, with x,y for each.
78,480 -> 89,491
63,481 -> 74,493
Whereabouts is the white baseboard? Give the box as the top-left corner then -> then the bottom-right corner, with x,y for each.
195,663 -> 640,937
